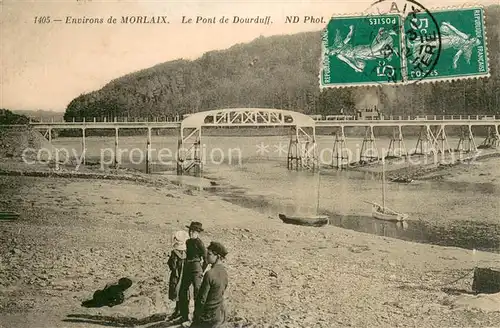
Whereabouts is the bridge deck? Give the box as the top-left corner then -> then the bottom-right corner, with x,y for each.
22,118 -> 500,129
315,119 -> 500,127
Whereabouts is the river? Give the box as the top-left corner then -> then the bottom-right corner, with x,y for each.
51,135 -> 500,253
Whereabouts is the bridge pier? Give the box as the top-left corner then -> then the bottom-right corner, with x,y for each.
481,125 -> 500,149
413,125 -> 437,156
287,126 -> 318,171
435,124 -> 452,154
114,128 -> 119,168
386,126 -> 408,158
287,134 -> 301,170
146,127 -> 152,174
331,127 -> 349,170
360,126 -> 378,163
81,127 -> 86,166
41,128 -> 52,142
177,127 -> 202,177
456,125 -> 477,154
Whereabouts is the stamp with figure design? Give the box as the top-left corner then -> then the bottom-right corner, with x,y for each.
404,6 -> 490,82
320,14 -> 404,88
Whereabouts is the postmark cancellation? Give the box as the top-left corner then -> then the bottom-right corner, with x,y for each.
319,2 -> 490,88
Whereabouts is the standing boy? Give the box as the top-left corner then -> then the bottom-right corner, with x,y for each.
177,221 -> 207,324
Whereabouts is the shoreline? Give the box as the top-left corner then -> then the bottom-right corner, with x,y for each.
1,149 -> 500,327
1,172 -> 499,328
1,147 -> 499,181
346,149 -> 500,180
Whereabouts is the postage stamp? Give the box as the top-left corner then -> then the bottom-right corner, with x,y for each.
319,14 -> 403,88
368,0 -> 442,83
320,0 -> 490,88
404,7 -> 489,82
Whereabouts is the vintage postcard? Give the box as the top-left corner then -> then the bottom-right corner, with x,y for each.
1,0 -> 500,327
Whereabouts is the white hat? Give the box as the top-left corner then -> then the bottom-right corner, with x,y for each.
172,230 -> 189,251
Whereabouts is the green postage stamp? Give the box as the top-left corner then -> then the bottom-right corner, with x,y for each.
405,7 -> 489,82
319,6 -> 490,87
320,14 -> 404,86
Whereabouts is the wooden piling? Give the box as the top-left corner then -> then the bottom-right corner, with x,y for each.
82,127 -> 86,166
114,128 -> 119,168
146,128 -> 152,174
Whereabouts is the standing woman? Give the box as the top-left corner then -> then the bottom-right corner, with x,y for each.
166,230 -> 189,321
192,241 -> 229,328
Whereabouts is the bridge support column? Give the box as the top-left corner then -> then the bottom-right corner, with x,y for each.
146,128 -> 152,174
81,128 -> 86,166
287,130 -> 300,170
48,128 -> 52,143
456,125 -> 477,154
413,125 -> 437,156
387,126 -> 407,158
360,125 -> 378,163
287,126 -> 318,171
435,124 -> 452,154
177,127 -> 202,177
331,127 -> 349,170
114,128 -> 119,168
480,125 -> 500,149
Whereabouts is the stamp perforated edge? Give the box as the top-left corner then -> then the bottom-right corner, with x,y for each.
318,3 -> 492,89
401,4 -> 491,85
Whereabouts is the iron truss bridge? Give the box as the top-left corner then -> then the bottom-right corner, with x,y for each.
9,108 -> 500,176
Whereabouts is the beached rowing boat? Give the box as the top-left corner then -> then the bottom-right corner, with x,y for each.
278,214 -> 329,227
389,176 -> 413,183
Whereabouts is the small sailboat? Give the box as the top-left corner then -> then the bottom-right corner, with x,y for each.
366,159 -> 408,222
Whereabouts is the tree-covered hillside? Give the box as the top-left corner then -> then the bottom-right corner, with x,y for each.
11,110 -> 64,122
0,109 -> 30,125
64,5 -> 500,121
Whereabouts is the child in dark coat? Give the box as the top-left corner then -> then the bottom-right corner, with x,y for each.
167,230 -> 189,321
81,277 -> 133,308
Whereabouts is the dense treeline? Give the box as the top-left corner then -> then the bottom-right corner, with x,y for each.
64,6 -> 500,122
0,109 -> 30,125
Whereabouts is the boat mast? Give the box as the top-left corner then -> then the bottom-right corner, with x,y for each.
382,157 -> 386,210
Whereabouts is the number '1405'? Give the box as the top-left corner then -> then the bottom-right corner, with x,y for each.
34,16 -> 51,24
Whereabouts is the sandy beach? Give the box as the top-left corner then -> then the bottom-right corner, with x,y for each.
1,153 -> 500,328
3,0 -> 500,325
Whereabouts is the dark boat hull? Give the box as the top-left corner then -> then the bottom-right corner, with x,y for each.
278,214 -> 329,227
389,177 -> 413,183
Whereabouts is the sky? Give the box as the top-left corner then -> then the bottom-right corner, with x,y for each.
1,0 -> 498,112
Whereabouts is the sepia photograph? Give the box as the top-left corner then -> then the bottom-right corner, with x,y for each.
1,0 -> 499,327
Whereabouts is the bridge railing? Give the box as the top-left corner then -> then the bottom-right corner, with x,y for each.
378,115 -> 498,121
28,114 -> 498,124
336,114 -> 498,121
29,116 -> 184,124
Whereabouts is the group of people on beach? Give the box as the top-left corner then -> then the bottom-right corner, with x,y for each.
167,221 -> 229,328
